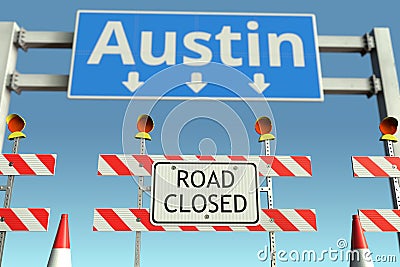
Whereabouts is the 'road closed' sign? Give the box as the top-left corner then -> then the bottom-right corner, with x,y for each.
151,161 -> 260,225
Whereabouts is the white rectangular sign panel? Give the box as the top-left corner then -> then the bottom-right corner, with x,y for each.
151,161 -> 260,225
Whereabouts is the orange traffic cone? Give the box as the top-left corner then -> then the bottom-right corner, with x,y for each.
350,215 -> 374,267
47,214 -> 72,267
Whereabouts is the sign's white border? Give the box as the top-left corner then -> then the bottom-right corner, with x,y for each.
68,10 -> 323,102
150,161 -> 261,225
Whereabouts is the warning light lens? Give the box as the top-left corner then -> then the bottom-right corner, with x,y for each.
255,116 -> 272,135
137,114 -> 154,133
6,114 -> 25,133
379,117 -> 398,135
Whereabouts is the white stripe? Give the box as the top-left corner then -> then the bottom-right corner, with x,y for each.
113,208 -> 147,231
20,154 -> 53,175
370,157 -> 400,176
258,211 -> 283,232
93,210 -> 114,231
349,248 -> 375,267
280,209 -> 315,231
353,158 -> 374,177
119,155 -> 148,176
0,222 -> 11,231
359,213 -> 382,232
162,225 -> 182,231
47,248 -> 72,267
12,208 -> 46,231
0,155 -> 19,175
376,209 -> 400,231
98,156 -> 118,176
279,157 -> 311,176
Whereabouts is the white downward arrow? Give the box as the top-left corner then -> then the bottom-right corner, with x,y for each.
186,72 -> 207,93
122,72 -> 144,93
249,73 -> 271,94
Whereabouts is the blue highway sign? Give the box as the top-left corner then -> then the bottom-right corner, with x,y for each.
68,11 -> 323,101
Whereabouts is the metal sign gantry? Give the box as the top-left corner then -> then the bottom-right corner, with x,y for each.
0,17 -> 400,265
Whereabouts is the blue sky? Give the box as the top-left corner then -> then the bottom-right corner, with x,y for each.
0,1 -> 400,266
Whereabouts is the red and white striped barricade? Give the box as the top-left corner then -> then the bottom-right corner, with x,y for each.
0,154 -> 57,176
97,155 -> 312,177
352,156 -> 400,177
0,208 -> 50,231
93,208 -> 317,232
352,156 -> 400,232
358,209 -> 400,232
94,154 -> 316,232
0,154 -> 56,231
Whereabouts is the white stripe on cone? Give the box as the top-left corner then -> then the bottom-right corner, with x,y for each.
350,215 -> 374,267
48,214 -> 71,267
48,249 -> 72,267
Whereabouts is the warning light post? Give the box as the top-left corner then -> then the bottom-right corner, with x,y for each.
255,116 -> 277,267
379,117 -> 400,210
0,114 -> 26,263
134,114 -> 153,267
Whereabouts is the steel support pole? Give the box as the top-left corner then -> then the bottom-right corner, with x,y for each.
263,140 -> 276,267
134,138 -> 146,267
370,28 -> 400,249
0,137 -> 20,265
0,23 -> 19,153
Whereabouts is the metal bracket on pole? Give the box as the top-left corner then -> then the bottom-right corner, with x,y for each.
367,75 -> 382,98
8,72 -> 21,94
361,33 -> 376,56
15,28 -> 28,52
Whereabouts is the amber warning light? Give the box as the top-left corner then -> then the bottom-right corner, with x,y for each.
379,117 -> 398,142
6,114 -> 26,140
135,114 -> 154,140
255,116 -> 275,142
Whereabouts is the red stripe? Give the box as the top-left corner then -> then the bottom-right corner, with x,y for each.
385,157 -> 400,171
0,209 -> 28,231
93,226 -> 98,231
246,224 -> 266,231
130,209 -> 165,231
35,154 -> 56,174
227,156 -> 247,161
268,157 -> 295,176
295,209 -> 317,230
263,209 -> 299,231
164,155 -> 184,160
259,156 -> 274,165
97,171 -> 102,175
28,208 -> 49,230
3,154 -> 35,175
291,156 -> 312,176
101,155 -> 132,176
132,155 -> 153,175
354,157 -> 389,177
96,209 -> 131,231
196,156 -> 215,161
392,210 -> 400,217
212,226 -> 233,231
360,210 -> 398,232
179,226 -> 199,231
